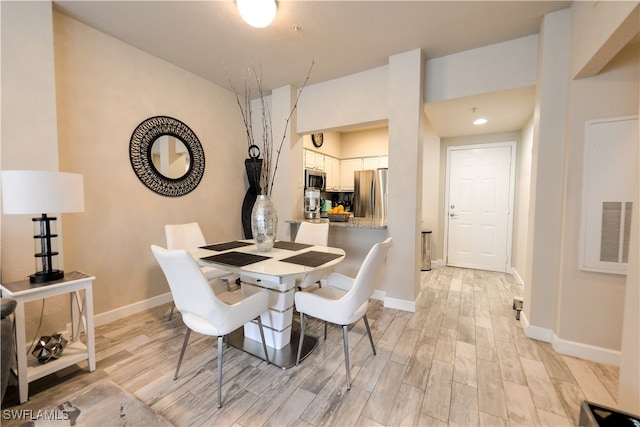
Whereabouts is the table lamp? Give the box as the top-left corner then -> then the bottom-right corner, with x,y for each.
1,170 -> 84,284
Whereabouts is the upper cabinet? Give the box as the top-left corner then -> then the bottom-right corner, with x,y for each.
304,150 -> 325,171
339,158 -> 363,191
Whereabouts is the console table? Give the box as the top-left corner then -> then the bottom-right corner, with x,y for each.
0,271 -> 96,403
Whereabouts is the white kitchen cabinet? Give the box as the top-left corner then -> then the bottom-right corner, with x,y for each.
304,149 -> 325,171
315,153 -> 325,171
331,157 -> 340,191
362,156 -> 389,170
304,150 -> 316,169
362,157 -> 379,170
339,158 -> 362,191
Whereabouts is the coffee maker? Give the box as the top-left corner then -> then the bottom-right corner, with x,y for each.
304,188 -> 321,219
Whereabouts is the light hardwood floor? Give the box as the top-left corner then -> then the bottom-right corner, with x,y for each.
2,267 -> 620,426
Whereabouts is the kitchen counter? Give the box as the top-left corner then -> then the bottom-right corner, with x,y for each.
286,217 -> 387,229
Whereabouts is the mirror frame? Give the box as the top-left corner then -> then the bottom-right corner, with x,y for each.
129,116 -> 205,197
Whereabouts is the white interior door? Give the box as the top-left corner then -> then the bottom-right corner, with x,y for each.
446,144 -> 514,272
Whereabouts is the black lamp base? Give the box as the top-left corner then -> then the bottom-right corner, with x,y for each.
30,270 -> 64,284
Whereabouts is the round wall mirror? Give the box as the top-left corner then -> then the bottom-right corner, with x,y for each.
129,116 -> 205,197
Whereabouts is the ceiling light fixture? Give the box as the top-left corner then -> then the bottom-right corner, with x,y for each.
471,107 -> 488,126
237,0 -> 277,28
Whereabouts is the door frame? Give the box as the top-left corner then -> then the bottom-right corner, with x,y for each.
443,141 -> 517,273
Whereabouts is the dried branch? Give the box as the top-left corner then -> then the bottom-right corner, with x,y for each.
227,60 -> 314,196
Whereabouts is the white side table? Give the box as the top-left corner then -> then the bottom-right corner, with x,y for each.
0,271 -> 96,403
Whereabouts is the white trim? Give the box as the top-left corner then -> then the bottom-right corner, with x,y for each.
384,297 -> 417,312
93,292 -> 173,328
520,311 -> 553,342
511,267 -> 525,286
444,141 -> 517,273
521,311 -> 621,366
551,334 -> 621,366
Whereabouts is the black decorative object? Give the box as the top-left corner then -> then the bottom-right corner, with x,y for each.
129,116 -> 205,197
242,145 -> 263,238
312,133 -> 324,148
32,333 -> 68,364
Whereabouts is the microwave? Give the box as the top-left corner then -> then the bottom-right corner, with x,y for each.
305,168 -> 326,191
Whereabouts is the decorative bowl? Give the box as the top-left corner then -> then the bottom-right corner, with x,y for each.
328,213 -> 350,222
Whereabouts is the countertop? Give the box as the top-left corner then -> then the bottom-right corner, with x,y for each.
286,217 -> 387,229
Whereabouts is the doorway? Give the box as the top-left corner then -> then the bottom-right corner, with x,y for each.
444,142 -> 516,273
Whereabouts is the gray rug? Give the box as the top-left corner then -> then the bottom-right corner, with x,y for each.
19,380 -> 172,426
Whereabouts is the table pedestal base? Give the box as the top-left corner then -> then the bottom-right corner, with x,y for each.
228,325 -> 317,369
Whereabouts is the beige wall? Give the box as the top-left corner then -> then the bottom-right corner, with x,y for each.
557,41 -> 638,351
512,117 -> 534,283
50,12 -> 247,327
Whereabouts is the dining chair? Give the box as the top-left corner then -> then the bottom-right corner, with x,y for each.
294,221 -> 330,290
165,222 -> 233,320
151,245 -> 270,408
295,237 -> 392,390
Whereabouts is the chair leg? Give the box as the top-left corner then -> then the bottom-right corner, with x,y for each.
256,316 -> 270,364
168,303 -> 175,321
217,335 -> 223,408
296,313 -> 306,365
174,329 -> 191,380
363,314 -> 376,356
342,325 -> 351,390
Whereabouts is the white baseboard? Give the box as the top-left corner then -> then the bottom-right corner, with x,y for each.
520,311 -> 553,342
93,292 -> 173,328
511,267 -> 525,286
551,333 -> 621,366
383,295 -> 417,312
520,311 -> 620,366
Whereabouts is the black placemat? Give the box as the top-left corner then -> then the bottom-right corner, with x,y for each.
273,241 -> 313,251
279,251 -> 343,268
201,251 -> 270,267
200,241 -> 253,252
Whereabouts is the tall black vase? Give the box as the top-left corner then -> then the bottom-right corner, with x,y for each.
242,158 -> 262,239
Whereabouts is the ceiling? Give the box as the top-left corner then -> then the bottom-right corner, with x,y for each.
53,0 -> 572,138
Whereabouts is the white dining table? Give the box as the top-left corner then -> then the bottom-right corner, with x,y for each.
192,239 -> 345,369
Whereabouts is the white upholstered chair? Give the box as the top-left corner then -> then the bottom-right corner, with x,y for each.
295,237 -> 392,390
151,245 -> 270,408
294,222 -> 330,289
165,222 -> 233,319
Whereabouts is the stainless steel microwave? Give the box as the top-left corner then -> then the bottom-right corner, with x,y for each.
305,168 -> 326,191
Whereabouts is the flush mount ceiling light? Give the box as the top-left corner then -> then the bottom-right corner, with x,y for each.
237,0 -> 277,28
471,107 -> 488,126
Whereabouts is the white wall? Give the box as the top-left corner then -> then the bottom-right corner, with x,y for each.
425,35 -> 538,103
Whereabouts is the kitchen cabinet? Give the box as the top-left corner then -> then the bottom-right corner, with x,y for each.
330,157 -> 341,191
304,149 -> 325,171
339,158 -> 363,191
362,156 -> 389,169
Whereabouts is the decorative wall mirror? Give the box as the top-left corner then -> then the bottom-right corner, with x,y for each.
129,116 -> 205,197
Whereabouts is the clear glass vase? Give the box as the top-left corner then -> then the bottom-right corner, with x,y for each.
251,195 -> 278,252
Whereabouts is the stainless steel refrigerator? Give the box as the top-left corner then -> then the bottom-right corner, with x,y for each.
354,168 -> 388,220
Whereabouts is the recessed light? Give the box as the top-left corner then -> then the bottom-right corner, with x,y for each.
473,118 -> 488,125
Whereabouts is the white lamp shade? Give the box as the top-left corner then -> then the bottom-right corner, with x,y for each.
237,0 -> 277,28
2,170 -> 85,215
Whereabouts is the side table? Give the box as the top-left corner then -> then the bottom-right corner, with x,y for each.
0,271 -> 96,403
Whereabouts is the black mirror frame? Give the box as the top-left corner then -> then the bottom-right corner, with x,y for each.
129,116 -> 205,197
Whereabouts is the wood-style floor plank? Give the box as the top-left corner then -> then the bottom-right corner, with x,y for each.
1,266 -> 622,426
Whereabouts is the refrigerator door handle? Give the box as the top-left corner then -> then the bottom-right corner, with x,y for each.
370,179 -> 375,215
